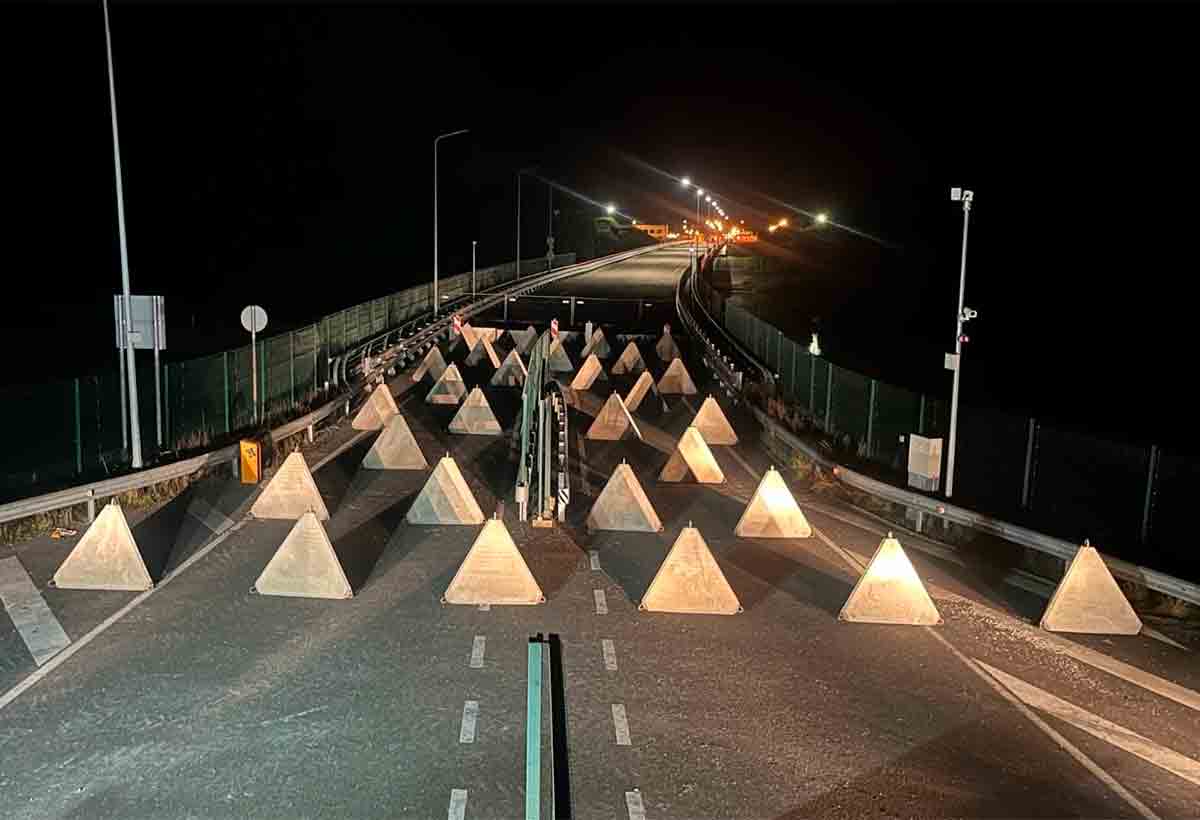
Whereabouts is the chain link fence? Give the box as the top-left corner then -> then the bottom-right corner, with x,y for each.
0,254 -> 575,501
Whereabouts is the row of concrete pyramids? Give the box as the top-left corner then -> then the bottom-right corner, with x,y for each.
351,380 -> 501,445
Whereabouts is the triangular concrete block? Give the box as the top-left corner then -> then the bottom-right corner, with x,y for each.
449,387 -> 503,435
251,451 -> 330,520
656,331 -> 681,362
735,467 -> 811,538
1039,542 -> 1142,635
442,518 -> 544,605
624,371 -> 656,413
411,346 -> 447,383
508,326 -> 537,355
611,341 -> 646,375
586,392 -> 641,441
571,354 -> 607,391
657,358 -> 697,395
253,511 -> 352,599
491,349 -> 528,387
406,456 -> 485,525
640,525 -> 742,614
546,339 -> 574,373
426,363 -> 468,405
472,327 -> 501,345
581,328 -> 612,359
453,323 -> 480,353
838,534 -> 942,625
691,396 -> 738,445
351,383 -> 400,431
587,461 -> 663,532
659,427 -> 724,483
466,336 -> 502,369
362,414 -> 428,470
52,501 -> 152,591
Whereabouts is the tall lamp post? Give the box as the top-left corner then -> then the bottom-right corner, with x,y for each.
945,187 -> 976,499
433,128 -> 469,318
102,0 -> 143,469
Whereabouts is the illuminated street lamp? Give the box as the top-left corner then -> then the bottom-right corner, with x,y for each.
779,218 -> 788,227
945,188 -> 976,499
433,127 -> 469,319
680,176 -> 691,187
605,203 -> 616,214
815,212 -> 828,225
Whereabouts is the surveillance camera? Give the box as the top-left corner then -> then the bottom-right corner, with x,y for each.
963,307 -> 978,320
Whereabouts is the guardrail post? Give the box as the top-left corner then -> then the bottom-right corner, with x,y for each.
1141,444 -> 1160,544
866,379 -> 877,459
86,489 -> 96,523
1021,418 -> 1037,509
74,378 -> 83,475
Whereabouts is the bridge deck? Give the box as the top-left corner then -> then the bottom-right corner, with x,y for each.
1,250 -> 1198,819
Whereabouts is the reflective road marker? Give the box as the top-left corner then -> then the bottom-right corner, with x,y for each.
0,557 -> 71,666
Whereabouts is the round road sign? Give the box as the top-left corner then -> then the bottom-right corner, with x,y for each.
240,305 -> 268,334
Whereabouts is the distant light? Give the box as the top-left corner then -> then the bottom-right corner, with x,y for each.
681,177 -> 691,187
705,196 -> 711,203
816,212 -> 828,224
768,225 -> 777,233
606,204 -> 615,214
779,218 -> 788,227
696,188 -> 704,196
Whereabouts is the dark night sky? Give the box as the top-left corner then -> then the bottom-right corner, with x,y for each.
4,1 -> 1198,442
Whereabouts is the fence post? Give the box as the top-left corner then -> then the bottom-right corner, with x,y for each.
790,345 -> 798,402
825,365 -> 834,433
1141,444 -> 1160,544
866,379 -> 877,459
223,351 -> 231,434
260,340 -> 267,422
163,363 -> 170,448
1021,418 -> 1037,509
289,331 -> 296,408
918,394 -> 926,436
73,378 -> 83,475
809,354 -> 816,413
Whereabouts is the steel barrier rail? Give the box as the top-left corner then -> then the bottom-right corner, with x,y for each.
0,244 -> 677,531
674,248 -> 1200,609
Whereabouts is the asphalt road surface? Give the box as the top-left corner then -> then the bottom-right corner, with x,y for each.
2,246 -> 1198,819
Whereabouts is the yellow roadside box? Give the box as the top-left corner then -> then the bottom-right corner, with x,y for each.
240,439 -> 262,484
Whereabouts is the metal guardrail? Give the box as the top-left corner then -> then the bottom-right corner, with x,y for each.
677,248 -> 1200,610
0,244 -> 670,531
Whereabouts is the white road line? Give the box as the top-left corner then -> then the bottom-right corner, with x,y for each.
624,790 -> 647,820
448,788 -> 468,820
727,447 -> 762,482
459,700 -> 479,744
612,703 -> 631,745
681,397 -> 698,415
924,627 -> 1159,819
594,589 -> 608,615
469,635 -> 486,669
590,551 -> 601,571
977,659 -> 1200,788
0,557 -> 71,666
186,497 -> 235,535
602,639 -> 618,671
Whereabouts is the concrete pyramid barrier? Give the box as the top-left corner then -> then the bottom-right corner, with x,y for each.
472,327 -> 501,345
735,467 -> 811,538
449,387 -> 503,436
51,501 -> 152,591
640,525 -> 742,614
426,363 -> 468,405
659,427 -> 724,483
491,349 -> 528,387
546,339 -> 574,373
691,395 -> 738,445
1039,541 -> 1142,635
351,383 -> 400,431
412,346 -> 447,383
453,322 -> 480,353
838,533 -> 942,625
406,456 -> 486,525
656,331 -> 681,362
571,354 -> 607,391
586,392 -> 641,441
587,461 -> 663,532
657,358 -> 698,395
581,328 -> 612,359
611,341 -> 646,375
466,336 -> 501,369
509,326 -> 537,355
362,414 -> 428,470
442,517 -> 544,605
624,371 -> 656,413
251,451 -> 330,520
253,511 -> 352,599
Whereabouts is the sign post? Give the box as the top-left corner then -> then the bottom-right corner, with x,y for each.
241,305 -> 268,424
113,295 -> 166,451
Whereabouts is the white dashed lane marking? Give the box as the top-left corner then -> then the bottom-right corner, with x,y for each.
593,589 -> 608,615
602,639 -> 618,671
612,703 -> 631,745
448,788 -> 468,820
459,700 -> 478,744
0,557 -> 71,666
625,790 -> 647,820
589,550 -> 601,571
469,636 -> 486,669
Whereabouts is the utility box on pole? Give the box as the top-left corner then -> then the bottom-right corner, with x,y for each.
907,434 -> 943,492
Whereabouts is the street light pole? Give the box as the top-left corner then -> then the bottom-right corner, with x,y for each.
433,128 -> 469,318
471,240 -> 477,297
945,188 -> 975,499
515,171 -> 521,280
102,0 -> 143,469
